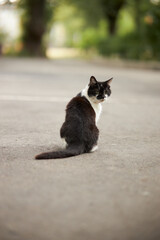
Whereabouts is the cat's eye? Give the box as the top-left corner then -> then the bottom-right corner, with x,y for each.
105,88 -> 109,94
106,86 -> 110,92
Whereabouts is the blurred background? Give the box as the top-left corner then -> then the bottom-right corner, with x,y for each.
0,0 -> 160,61
1,2 -> 160,240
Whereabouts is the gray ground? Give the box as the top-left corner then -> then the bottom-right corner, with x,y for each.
0,57 -> 160,240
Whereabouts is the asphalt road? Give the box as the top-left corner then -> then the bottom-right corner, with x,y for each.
0,57 -> 160,240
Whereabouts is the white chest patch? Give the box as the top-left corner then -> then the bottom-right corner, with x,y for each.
91,101 -> 102,124
81,85 -> 102,124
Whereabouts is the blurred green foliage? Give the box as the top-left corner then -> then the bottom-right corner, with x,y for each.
0,30 -> 7,44
1,0 -> 159,60
59,0 -> 160,60
62,0 -> 159,60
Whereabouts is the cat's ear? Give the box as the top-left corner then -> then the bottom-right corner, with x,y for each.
105,77 -> 113,86
89,76 -> 97,86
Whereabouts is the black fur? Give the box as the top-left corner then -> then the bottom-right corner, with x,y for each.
35,76 -> 112,160
35,96 -> 99,159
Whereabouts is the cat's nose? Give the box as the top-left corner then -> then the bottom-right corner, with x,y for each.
97,95 -> 105,100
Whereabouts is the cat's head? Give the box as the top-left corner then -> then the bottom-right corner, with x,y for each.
88,76 -> 113,103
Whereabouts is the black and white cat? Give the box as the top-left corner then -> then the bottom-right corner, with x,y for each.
35,76 -> 112,159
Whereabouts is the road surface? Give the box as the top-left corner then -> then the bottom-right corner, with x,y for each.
0,57 -> 160,240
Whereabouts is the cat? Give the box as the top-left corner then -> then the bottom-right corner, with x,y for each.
35,76 -> 112,159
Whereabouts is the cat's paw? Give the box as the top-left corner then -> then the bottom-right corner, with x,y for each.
90,145 -> 98,153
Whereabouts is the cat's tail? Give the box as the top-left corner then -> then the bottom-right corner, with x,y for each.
35,144 -> 84,160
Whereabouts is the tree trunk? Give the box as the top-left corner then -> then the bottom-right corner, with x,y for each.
101,0 -> 126,35
21,0 -> 47,56
107,15 -> 118,35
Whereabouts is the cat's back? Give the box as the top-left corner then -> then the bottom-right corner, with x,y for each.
61,95 -> 98,150
66,95 -> 95,118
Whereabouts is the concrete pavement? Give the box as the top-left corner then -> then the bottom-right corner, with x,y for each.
0,57 -> 160,240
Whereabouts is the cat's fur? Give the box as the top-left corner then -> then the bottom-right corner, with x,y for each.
35,76 -> 112,159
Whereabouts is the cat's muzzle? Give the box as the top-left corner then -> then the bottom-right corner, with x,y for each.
97,95 -> 106,100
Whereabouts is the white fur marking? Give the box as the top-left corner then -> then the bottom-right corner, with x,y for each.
81,85 -> 102,124
90,145 -> 98,152
61,138 -> 67,148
